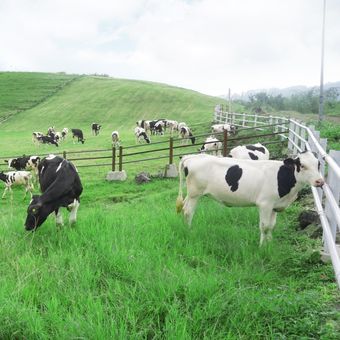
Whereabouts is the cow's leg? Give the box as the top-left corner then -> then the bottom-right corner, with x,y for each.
68,199 -> 80,225
259,207 -> 277,245
183,196 -> 199,226
55,209 -> 64,227
2,186 -> 8,199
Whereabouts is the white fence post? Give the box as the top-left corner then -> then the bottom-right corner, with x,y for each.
288,120 -> 294,153
254,114 -> 258,128
324,150 -> 340,254
242,113 -> 246,127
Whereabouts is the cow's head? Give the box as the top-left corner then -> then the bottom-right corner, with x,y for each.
5,158 -> 17,169
25,195 -> 52,230
285,151 -> 324,188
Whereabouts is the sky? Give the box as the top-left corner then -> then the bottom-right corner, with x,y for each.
0,0 -> 339,96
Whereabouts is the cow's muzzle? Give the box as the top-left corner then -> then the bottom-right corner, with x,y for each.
314,179 -> 325,188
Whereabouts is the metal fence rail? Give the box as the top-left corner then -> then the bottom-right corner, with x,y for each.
215,108 -> 340,288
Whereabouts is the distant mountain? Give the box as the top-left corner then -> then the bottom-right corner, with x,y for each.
226,81 -> 340,101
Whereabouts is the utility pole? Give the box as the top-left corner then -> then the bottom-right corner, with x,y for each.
319,0 -> 326,122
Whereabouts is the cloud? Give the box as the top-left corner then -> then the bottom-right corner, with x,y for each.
0,0 -> 339,95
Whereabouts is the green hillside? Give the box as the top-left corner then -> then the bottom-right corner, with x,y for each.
1,74 -> 229,132
0,72 -> 79,122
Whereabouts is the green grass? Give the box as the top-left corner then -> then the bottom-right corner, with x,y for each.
0,174 -> 339,339
0,72 -> 339,338
0,72 -> 79,121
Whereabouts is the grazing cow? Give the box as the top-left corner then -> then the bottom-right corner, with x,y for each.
37,135 -> 59,147
32,132 -> 44,144
212,123 -> 237,135
24,155 -> 83,231
0,171 -> 34,199
166,120 -> 179,135
200,136 -> 222,156
152,120 -> 164,135
176,152 -> 324,245
111,131 -> 120,147
178,122 -> 187,131
71,129 -> 85,144
229,143 -> 270,160
91,123 -> 102,136
179,126 -> 195,145
61,128 -> 69,140
134,127 -> 151,144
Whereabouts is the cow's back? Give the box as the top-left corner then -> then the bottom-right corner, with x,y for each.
183,155 -> 281,207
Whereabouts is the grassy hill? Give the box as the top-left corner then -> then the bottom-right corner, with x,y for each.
0,72 -> 79,122
0,74 -> 229,132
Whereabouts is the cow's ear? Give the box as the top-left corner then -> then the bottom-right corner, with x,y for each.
283,158 -> 295,169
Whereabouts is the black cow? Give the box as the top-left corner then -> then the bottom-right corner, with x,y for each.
24,155 -> 83,231
91,123 -> 101,136
71,129 -> 85,144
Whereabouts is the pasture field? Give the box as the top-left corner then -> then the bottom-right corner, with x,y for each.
0,72 -> 339,338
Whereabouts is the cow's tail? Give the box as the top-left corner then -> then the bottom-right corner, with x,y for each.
176,158 -> 185,213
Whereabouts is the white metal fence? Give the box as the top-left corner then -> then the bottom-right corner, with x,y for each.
214,107 -> 340,288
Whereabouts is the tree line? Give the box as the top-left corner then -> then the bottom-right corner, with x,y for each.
237,87 -> 340,115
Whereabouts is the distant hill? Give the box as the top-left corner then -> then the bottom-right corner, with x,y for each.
0,72 -> 233,131
227,81 -> 340,101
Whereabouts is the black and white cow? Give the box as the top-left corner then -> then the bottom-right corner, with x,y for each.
111,131 -> 120,148
179,126 -> 195,145
91,123 -> 102,136
37,135 -> 59,147
61,128 -> 69,140
47,126 -> 56,135
32,132 -> 44,144
176,151 -> 324,245
200,136 -> 222,156
211,123 -> 237,135
71,129 -> 85,144
134,127 -> 151,144
0,171 -> 34,199
229,143 -> 270,160
5,156 -> 41,171
24,155 -> 83,231
166,120 -> 179,135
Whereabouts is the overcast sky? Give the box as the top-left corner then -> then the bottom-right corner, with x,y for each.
0,0 -> 339,96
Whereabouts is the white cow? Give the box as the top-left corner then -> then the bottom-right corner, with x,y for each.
229,143 -> 269,160
112,131 -> 120,148
211,123 -> 237,135
176,152 -> 324,245
166,120 -> 179,135
0,171 -> 34,199
200,136 -> 222,156
134,127 -> 151,144
179,126 -> 195,145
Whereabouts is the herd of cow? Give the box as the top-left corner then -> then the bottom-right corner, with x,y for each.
1,119 -> 324,246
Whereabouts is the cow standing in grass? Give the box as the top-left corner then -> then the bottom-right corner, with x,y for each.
25,155 -> 83,231
72,129 -> 85,144
0,171 -> 34,199
176,152 -> 324,245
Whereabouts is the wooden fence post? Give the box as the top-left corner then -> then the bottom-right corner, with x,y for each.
223,129 -> 228,157
63,151 -> 67,159
119,146 -> 123,171
112,147 -> 116,171
169,137 -> 174,165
